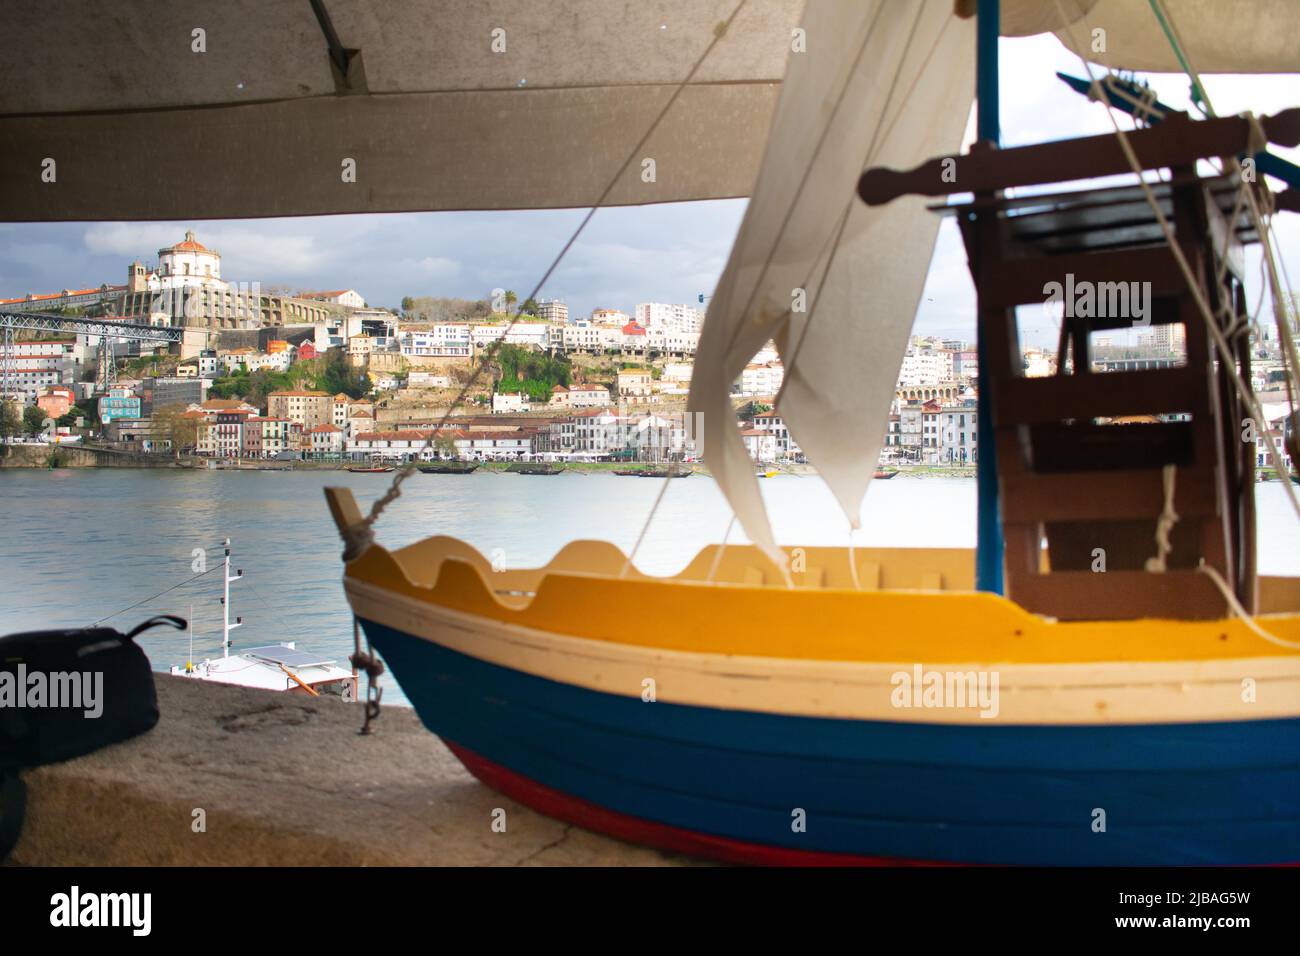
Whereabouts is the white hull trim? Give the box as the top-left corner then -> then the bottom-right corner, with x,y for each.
346,579 -> 1300,726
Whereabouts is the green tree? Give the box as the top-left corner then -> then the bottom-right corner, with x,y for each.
503,290 -> 518,313
520,297 -> 538,316
401,296 -> 415,316
313,348 -> 370,399
23,405 -> 47,436
434,431 -> 459,458
152,403 -> 199,458
0,401 -> 21,440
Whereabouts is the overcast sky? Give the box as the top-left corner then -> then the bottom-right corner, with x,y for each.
1,34 -> 1296,351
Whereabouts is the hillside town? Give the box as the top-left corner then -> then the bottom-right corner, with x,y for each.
1,230 -> 1296,474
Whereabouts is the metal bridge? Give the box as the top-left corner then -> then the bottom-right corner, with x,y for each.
1,310 -> 186,397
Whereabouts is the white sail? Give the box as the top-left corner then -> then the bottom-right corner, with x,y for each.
688,0 -> 974,564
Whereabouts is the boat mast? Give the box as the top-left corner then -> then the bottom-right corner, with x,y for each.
974,0 -> 1005,594
221,538 -> 243,657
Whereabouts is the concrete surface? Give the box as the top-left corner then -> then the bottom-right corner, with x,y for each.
12,674 -> 698,866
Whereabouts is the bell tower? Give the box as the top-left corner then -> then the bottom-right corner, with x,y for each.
127,259 -> 148,293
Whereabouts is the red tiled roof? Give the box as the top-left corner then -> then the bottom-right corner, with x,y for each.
354,430 -> 433,442
161,230 -> 216,255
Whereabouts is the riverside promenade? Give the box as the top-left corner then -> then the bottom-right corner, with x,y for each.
12,675 -> 698,866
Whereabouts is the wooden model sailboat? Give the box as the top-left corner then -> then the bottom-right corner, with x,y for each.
326,1 -> 1300,865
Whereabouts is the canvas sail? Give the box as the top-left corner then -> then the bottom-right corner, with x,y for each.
688,0 -> 974,564
1000,0 -> 1300,74
2,1 -> 1292,220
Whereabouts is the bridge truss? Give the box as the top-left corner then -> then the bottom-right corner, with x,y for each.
0,310 -> 186,399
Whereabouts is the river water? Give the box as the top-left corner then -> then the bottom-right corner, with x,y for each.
2,469 -> 1297,706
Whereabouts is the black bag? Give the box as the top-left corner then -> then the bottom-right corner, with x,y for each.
0,614 -> 183,858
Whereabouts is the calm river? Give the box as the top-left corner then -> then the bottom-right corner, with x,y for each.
2,469 -> 1297,706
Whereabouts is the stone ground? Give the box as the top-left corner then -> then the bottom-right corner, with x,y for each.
12,675 -> 700,866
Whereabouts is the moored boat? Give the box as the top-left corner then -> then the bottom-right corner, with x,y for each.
323,0 -> 1300,866
325,511 -> 1300,865
170,539 -> 356,700
507,463 -> 564,475
417,461 -> 479,475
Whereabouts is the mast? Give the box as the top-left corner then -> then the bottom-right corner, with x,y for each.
974,0 -> 1005,594
221,538 -> 243,657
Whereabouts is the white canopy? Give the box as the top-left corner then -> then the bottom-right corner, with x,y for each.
2,1 -> 1293,221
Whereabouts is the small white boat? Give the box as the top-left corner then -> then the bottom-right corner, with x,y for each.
174,644 -> 357,699
169,539 -> 356,700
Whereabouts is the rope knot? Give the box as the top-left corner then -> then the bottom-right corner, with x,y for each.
341,520 -> 375,562
349,649 -> 385,680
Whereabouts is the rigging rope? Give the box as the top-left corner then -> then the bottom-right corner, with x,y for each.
1052,0 -> 1300,644
705,514 -> 737,583
1143,464 -> 1180,573
87,562 -> 223,627
1051,0 -> 1300,527
345,0 -> 751,557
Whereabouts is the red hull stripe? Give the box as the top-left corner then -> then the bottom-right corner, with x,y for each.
444,740 -> 953,867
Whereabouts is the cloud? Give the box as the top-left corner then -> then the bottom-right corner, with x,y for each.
83,222 -> 329,278
406,256 -> 461,280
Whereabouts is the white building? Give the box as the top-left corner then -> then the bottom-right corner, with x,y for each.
1,339 -> 77,403
739,362 -> 784,397
458,430 -> 535,460
739,428 -> 778,463
635,302 -> 705,334
566,383 -> 611,408
347,430 -> 435,461
752,413 -> 801,457
220,348 -> 290,374
321,310 -> 399,350
305,289 -> 366,309
154,230 -> 224,291
898,349 -> 954,387
535,299 -> 569,324
401,326 -> 472,358
471,323 -> 552,350
492,392 -> 530,414
309,423 -> 345,456
561,322 -> 623,353
938,404 -> 979,465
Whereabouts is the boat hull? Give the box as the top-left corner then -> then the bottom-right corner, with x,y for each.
358,613 -> 1300,866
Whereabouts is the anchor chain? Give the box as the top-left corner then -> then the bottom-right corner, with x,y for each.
351,617 -> 385,735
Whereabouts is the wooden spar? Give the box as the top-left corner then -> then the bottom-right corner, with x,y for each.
324,485 -> 364,538
859,108 -> 1300,206
974,0 -> 1004,595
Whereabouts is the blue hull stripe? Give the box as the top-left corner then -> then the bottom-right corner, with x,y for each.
363,619 -> 1300,865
